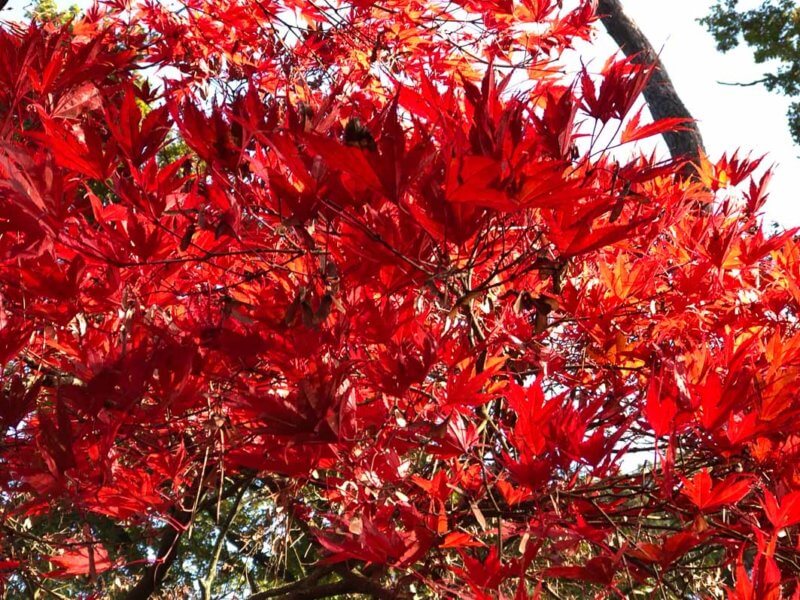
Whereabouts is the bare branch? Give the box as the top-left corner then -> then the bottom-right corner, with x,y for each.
717,77 -> 769,87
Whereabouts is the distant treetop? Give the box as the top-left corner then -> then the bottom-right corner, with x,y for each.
702,0 -> 800,144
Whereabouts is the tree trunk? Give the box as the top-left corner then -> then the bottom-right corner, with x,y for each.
597,0 -> 706,167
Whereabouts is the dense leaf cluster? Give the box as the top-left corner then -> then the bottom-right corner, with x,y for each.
0,1 -> 799,598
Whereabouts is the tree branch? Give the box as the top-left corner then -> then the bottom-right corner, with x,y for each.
200,479 -> 249,600
121,473 -> 240,600
122,503 -> 195,600
246,567 -> 390,600
597,0 -> 706,168
717,77 -> 769,87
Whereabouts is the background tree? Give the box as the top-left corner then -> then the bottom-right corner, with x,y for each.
1,1 -> 800,599
702,0 -> 800,145
25,0 -> 79,23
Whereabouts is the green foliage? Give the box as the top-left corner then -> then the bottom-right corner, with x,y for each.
26,0 -> 79,24
701,0 -> 800,144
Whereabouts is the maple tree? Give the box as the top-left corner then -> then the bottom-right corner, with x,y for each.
1,0 -> 800,598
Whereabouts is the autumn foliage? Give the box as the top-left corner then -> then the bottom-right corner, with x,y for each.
1,0 -> 799,598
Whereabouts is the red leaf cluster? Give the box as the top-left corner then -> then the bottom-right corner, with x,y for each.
0,1 -> 799,597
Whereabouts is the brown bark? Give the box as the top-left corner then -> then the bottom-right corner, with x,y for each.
597,0 -> 706,167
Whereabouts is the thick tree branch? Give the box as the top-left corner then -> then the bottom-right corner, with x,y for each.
597,0 -> 706,167
122,504 -> 194,600
247,576 -> 387,600
246,566 -> 391,600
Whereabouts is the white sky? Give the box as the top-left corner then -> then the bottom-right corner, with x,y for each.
3,0 -> 798,226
